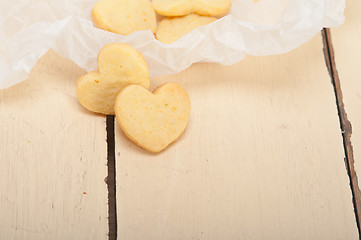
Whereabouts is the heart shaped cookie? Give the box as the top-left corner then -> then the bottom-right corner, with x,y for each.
114,83 -> 191,153
156,14 -> 217,44
152,0 -> 231,17
77,43 -> 150,115
92,0 -> 157,35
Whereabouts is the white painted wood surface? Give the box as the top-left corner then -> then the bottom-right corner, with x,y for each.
0,50 -> 108,240
115,34 -> 358,240
331,0 -> 361,188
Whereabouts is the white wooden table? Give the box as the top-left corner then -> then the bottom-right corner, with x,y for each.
1,0 -> 361,239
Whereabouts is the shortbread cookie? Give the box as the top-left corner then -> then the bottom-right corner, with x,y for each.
152,0 -> 231,17
77,43 -> 150,115
92,0 -> 157,35
156,14 -> 217,43
114,83 -> 191,153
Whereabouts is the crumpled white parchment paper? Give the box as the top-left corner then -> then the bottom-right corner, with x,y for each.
0,0 -> 345,89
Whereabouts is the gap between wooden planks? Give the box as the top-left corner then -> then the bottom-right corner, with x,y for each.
324,0 -> 361,237
106,116 -> 117,240
322,28 -> 361,237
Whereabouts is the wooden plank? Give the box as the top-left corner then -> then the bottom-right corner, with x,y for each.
329,0 -> 361,227
0,50 -> 108,240
115,34 -> 358,239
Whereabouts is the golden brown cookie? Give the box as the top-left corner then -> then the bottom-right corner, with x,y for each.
77,43 -> 150,115
114,83 -> 191,153
152,0 -> 231,17
92,0 -> 157,35
156,14 -> 217,44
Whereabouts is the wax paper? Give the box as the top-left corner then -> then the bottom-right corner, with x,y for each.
0,0 -> 345,89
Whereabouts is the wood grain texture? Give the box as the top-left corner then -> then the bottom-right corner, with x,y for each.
115,34 -> 358,239
0,50 -> 108,240
329,0 -> 361,226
